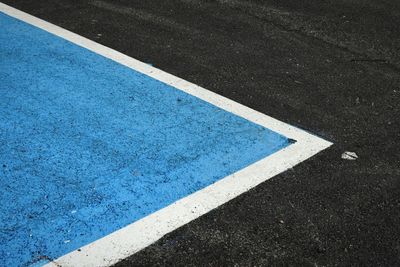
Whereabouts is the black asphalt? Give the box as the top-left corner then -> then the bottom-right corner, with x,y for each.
3,0 -> 400,266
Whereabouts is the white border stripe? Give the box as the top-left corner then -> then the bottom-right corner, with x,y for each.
0,3 -> 332,267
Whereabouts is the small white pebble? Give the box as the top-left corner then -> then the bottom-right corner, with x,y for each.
341,151 -> 358,160
71,210 -> 77,214
64,240 -> 71,244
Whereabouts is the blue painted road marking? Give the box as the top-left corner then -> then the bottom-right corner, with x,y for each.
0,12 -> 292,266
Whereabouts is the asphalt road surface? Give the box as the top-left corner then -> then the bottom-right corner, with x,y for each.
2,0 -> 400,266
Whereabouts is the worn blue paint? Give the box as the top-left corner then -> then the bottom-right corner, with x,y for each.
0,13 -> 291,266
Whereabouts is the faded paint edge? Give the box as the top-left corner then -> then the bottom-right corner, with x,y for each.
0,3 -> 332,267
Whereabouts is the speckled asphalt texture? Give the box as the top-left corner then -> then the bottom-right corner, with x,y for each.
2,0 -> 400,266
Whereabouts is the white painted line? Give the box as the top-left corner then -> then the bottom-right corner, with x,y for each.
0,3 -> 333,267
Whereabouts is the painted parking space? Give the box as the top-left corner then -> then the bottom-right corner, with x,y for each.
0,4 -> 331,267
